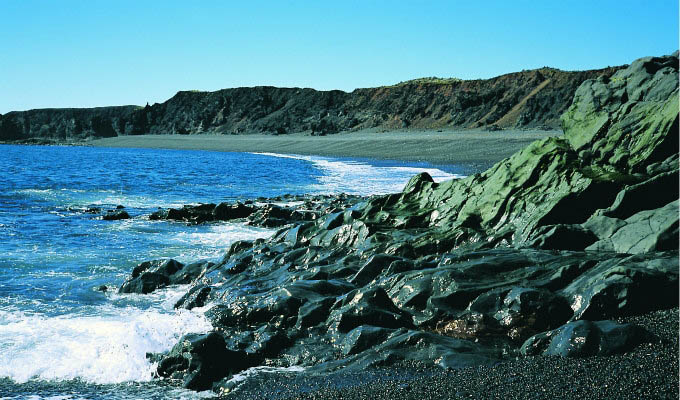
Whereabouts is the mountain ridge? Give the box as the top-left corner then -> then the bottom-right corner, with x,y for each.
0,65 -> 622,141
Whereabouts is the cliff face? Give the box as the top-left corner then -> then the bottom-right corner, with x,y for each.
0,66 -> 620,141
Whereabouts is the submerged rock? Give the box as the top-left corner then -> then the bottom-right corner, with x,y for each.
102,209 -> 130,220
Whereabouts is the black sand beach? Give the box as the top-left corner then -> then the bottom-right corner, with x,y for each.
231,309 -> 679,400
87,129 -> 559,166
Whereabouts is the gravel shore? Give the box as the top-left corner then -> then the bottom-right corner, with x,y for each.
87,129 -> 559,166
228,308 -> 678,400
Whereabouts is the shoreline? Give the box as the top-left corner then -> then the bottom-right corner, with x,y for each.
81,129 -> 560,166
231,309 -> 679,399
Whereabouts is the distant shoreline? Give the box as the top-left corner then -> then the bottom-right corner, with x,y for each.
82,129 -> 560,166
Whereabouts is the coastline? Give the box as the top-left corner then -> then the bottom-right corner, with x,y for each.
232,309 -> 679,399
84,129 -> 560,166
2,54 -> 678,400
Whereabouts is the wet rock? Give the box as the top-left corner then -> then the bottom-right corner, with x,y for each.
149,195 -> 363,227
149,203 -> 216,223
350,254 -> 401,286
340,325 -> 395,355
328,287 -> 414,333
562,252 -> 679,320
119,258 -> 210,294
207,288 -> 304,329
434,286 -> 573,342
102,209 -> 130,220
354,329 -> 502,370
297,298 -> 335,328
155,332 -> 258,391
246,325 -> 292,358
213,202 -> 255,220
247,204 -> 314,227
492,287 -> 573,340
521,320 -> 648,357
175,284 -> 212,310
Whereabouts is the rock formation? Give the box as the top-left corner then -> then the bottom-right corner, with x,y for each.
117,53 -> 678,393
0,67 -> 620,141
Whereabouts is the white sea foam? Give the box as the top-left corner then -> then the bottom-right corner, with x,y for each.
222,365 -> 306,393
0,290 -> 212,384
227,365 -> 305,383
88,195 -> 187,210
170,222 -> 274,261
13,188 -> 187,210
171,223 -> 273,247
252,152 -> 462,195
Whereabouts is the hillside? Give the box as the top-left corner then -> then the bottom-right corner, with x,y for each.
0,66 -> 621,141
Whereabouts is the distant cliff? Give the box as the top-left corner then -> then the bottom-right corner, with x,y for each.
0,66 -> 621,141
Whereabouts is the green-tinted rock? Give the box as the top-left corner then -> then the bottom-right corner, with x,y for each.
586,200 -> 679,254
562,55 -> 678,172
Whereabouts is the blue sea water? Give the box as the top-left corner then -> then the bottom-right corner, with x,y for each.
0,144 -> 465,399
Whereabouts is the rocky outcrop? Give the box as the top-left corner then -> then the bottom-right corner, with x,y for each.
0,106 -> 139,141
117,54 -> 677,393
0,67 -> 621,142
521,320 -> 648,357
119,259 -> 214,294
148,194 -> 362,227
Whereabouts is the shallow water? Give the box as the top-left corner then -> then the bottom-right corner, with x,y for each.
0,144 -> 464,398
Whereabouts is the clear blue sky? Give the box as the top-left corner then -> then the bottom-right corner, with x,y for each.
1,1 -> 677,113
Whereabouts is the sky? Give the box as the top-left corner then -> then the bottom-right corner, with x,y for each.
0,1 -> 678,113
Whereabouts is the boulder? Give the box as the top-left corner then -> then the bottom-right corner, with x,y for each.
521,320 -> 648,357
119,259 -> 210,294
155,332 -> 257,391
561,252 -> 679,320
102,210 -> 130,220
213,202 -> 255,220
586,200 -> 679,254
327,287 -> 414,333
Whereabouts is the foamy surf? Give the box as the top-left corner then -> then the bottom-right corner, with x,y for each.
0,290 -> 212,385
251,152 -> 463,195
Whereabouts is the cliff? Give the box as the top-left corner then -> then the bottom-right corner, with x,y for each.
0,66 -> 620,141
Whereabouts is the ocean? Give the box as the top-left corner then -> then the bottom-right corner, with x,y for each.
0,144 -> 464,399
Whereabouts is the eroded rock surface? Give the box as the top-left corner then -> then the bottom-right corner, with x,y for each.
118,54 -> 679,393
148,194 -> 362,227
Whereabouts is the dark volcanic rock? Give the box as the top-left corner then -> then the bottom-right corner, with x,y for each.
148,195 -> 362,227
562,251 -> 678,320
115,54 -> 678,394
521,320 -> 648,357
327,287 -> 415,333
118,259 -> 212,294
102,209 -> 130,220
155,332 -> 259,391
